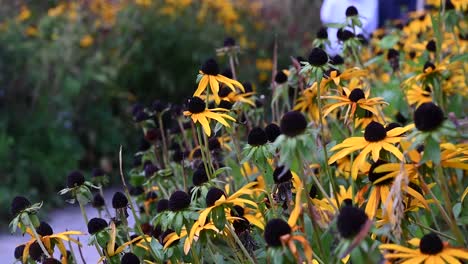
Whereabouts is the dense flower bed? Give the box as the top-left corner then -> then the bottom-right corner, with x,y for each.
8,1 -> 468,264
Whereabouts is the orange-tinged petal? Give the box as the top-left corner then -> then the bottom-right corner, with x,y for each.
365,187 -> 379,219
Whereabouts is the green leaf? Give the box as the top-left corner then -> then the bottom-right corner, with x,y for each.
323,22 -> 346,28
453,203 -> 462,218
450,53 -> 468,63
421,136 -> 440,165
378,35 -> 399,49
9,216 -> 19,233
174,212 -> 183,235
212,206 -> 226,231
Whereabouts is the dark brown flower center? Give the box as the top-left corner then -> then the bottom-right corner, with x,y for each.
187,97 -> 206,114
201,58 -> 220,75
364,121 -> 387,142
423,61 -> 436,72
348,88 -> 365,102
414,102 -> 444,132
419,233 -> 444,255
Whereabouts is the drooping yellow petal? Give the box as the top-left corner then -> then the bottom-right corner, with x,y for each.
288,185 -> 302,227
163,231 -> 183,249
328,144 -> 366,165
56,239 -> 68,264
197,114 -> 211,136
108,222 -> 117,255
198,207 -> 215,227
365,187 -> 380,219
351,144 -> 373,178
23,241 -> 32,263
387,124 -> 415,137
204,111 -> 231,127
379,243 -> 419,253
244,214 -> 264,230
370,142 -> 382,162
381,141 -> 404,160
209,76 -> 221,104
194,75 -> 209,97
406,187 -> 429,209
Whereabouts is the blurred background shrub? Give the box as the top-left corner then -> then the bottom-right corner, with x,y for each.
0,0 -> 320,224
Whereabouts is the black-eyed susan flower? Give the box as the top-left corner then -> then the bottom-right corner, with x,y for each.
98,222 -> 142,263
363,160 -> 428,219
322,87 -> 388,124
87,218 -> 108,235
280,111 -> 307,137
168,190 -> 191,211
406,84 -> 432,107
183,96 -> 236,136
21,222 -> 82,263
264,218 -> 313,262
403,60 -> 460,86
247,127 -> 268,146
379,233 -> 468,263
294,84 -> 321,123
194,58 -> 244,104
217,86 -> 256,107
337,205 -> 369,239
264,218 -> 291,247
321,67 -> 367,89
328,121 -> 414,179
265,123 -> 281,142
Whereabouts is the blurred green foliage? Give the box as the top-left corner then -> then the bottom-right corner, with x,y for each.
0,0 -> 320,224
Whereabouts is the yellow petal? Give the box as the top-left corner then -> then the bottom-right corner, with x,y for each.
365,187 -> 379,219
209,76 -> 221,104
198,115 -> 211,136
445,248 -> 468,259
244,214 -> 264,230
379,243 -> 419,253
194,75 -> 209,96
382,142 -> 404,160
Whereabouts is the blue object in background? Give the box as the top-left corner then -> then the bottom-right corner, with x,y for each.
378,0 -> 417,27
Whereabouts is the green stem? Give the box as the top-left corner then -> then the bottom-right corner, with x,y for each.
119,147 -> 160,261
158,114 -> 169,168
202,131 -> 216,175
420,174 -> 464,245
315,72 -> 339,202
435,166 -> 465,245
78,200 -> 89,224
196,125 -> 213,179
98,186 -> 112,218
26,215 -> 51,258
227,225 -> 256,264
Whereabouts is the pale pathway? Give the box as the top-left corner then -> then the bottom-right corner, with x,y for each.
0,188 -> 135,263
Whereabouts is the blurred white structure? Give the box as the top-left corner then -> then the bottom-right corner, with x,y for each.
320,0 -> 378,55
